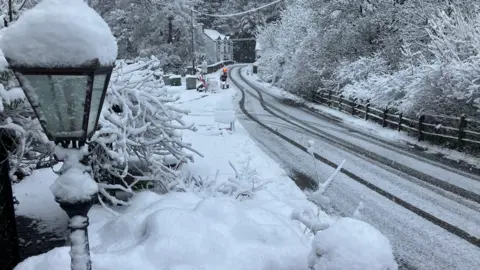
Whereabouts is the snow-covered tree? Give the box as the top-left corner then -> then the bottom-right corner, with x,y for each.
0,0 -> 42,28
91,0 -> 204,73
212,0 -> 282,35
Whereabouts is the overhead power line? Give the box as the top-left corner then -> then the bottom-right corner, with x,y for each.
191,0 -> 284,18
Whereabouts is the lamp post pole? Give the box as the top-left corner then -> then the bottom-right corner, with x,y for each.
53,145 -> 96,270
8,0 -> 13,22
191,9 -> 196,75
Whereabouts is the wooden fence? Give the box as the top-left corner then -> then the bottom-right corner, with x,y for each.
305,90 -> 480,149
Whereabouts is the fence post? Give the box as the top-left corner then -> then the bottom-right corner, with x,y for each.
339,95 -> 343,111
382,107 -> 388,127
351,98 -> 356,115
311,91 -> 317,103
397,113 -> 403,131
327,91 -> 332,107
418,115 -> 425,141
458,114 -> 467,147
365,104 -> 370,121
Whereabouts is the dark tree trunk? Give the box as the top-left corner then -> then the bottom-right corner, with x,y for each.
168,16 -> 173,43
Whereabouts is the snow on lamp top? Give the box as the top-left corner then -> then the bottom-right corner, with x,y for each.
0,0 -> 118,68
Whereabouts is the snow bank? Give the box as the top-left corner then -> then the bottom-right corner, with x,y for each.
308,217 -> 398,270
15,192 -> 311,270
214,96 -> 236,124
0,0 -> 117,67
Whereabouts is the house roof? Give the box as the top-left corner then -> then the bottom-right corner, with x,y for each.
204,29 -> 229,40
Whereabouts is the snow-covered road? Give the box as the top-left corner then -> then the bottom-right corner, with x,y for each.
230,66 -> 480,269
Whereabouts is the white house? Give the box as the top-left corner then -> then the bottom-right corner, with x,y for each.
201,26 -> 233,65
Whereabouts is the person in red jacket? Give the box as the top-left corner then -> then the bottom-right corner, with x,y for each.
220,67 -> 229,89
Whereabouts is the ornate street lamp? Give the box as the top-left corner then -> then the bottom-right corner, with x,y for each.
8,60 -> 113,147
0,0 -> 117,269
6,59 -> 114,270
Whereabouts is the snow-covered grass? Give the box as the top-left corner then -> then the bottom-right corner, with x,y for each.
13,70 -> 397,270
243,67 -> 480,169
0,0 -> 117,67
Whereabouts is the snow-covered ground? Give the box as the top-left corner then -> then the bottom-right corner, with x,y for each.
243,66 -> 480,169
13,71 -> 396,270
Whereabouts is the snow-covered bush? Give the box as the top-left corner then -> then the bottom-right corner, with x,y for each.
181,159 -> 272,200
90,56 -> 200,203
419,8 -> 480,114
335,54 -> 390,88
340,68 -> 411,110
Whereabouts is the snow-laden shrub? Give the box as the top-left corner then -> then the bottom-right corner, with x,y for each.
335,54 -> 390,87
180,159 -> 272,200
340,68 -> 411,110
339,59 -> 480,116
419,8 -> 480,114
399,61 -> 480,116
90,56 -> 200,203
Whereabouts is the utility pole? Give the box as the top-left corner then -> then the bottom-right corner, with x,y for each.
167,16 -> 173,43
190,9 -> 196,75
8,0 -> 13,22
